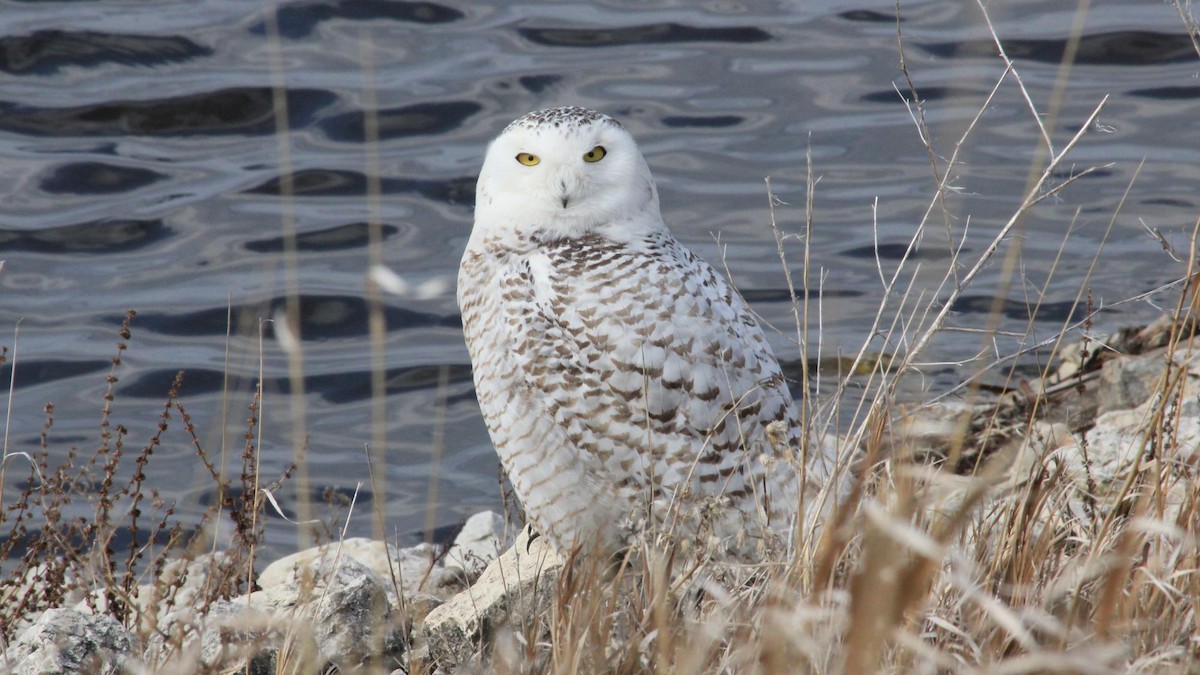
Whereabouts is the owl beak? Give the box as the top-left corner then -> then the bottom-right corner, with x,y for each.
557,172 -> 582,209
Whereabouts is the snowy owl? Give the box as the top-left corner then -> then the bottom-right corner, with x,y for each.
458,106 -> 831,562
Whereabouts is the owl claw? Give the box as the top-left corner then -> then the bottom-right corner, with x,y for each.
525,524 -> 542,552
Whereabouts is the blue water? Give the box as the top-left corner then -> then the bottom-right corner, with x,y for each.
1,0 -> 1196,559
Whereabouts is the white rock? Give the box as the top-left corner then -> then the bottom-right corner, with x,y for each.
4,608 -> 137,675
74,550 -> 236,633
420,527 -> 563,668
1083,394 -> 1200,485
1050,351 -> 1200,525
143,599 -> 282,673
146,554 -> 409,672
240,555 -> 406,671
258,537 -> 462,608
445,511 -> 509,578
1078,342 -> 1200,490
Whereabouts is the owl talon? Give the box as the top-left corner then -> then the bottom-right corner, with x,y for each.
525,524 -> 542,552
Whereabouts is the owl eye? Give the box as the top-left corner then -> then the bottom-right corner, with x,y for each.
583,146 -> 607,163
516,152 -> 540,166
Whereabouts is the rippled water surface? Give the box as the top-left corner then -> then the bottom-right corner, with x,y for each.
2,0 -> 1197,558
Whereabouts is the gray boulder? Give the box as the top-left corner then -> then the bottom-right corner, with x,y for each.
142,599 -> 282,673
4,608 -> 137,675
242,554 -> 407,671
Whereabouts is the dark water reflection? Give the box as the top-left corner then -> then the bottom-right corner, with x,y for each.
1,0 -> 1196,560
920,31 -> 1199,66
41,162 -> 168,194
244,170 -> 476,202
254,0 -> 465,39
0,219 -> 169,253
517,23 -> 771,47
0,88 -> 337,137
321,100 -> 481,142
0,30 -> 210,75
127,294 -> 458,339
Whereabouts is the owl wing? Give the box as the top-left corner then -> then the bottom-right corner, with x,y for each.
504,232 -> 802,521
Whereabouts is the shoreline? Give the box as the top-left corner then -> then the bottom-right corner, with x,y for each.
5,313 -> 1198,673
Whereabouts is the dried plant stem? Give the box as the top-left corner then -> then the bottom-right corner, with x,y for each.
264,0 -> 312,545
903,96 -> 1109,373
0,320 -> 19,512
359,29 -> 392,544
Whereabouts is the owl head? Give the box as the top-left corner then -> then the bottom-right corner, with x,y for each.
474,107 -> 662,238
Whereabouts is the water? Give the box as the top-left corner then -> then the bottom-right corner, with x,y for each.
1,0 -> 1196,560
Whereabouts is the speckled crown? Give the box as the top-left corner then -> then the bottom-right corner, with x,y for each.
502,106 -> 622,134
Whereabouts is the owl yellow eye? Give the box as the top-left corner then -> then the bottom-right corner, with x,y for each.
515,152 -> 540,166
583,145 -> 606,163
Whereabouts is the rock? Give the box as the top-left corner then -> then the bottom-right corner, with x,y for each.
74,550 -> 238,633
1073,339 -> 1200,493
916,420 -> 1075,523
1084,394 -> 1200,486
241,555 -> 407,671
143,599 -> 283,674
145,554 -> 409,673
1,562 -> 86,636
889,400 -> 974,458
147,550 -> 238,612
4,608 -> 137,675
445,511 -> 509,578
1055,336 -> 1106,381
419,527 -> 563,669
4,519 -> 587,673
259,537 -> 463,607
1096,344 -> 1175,415
1013,422 -> 1077,477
